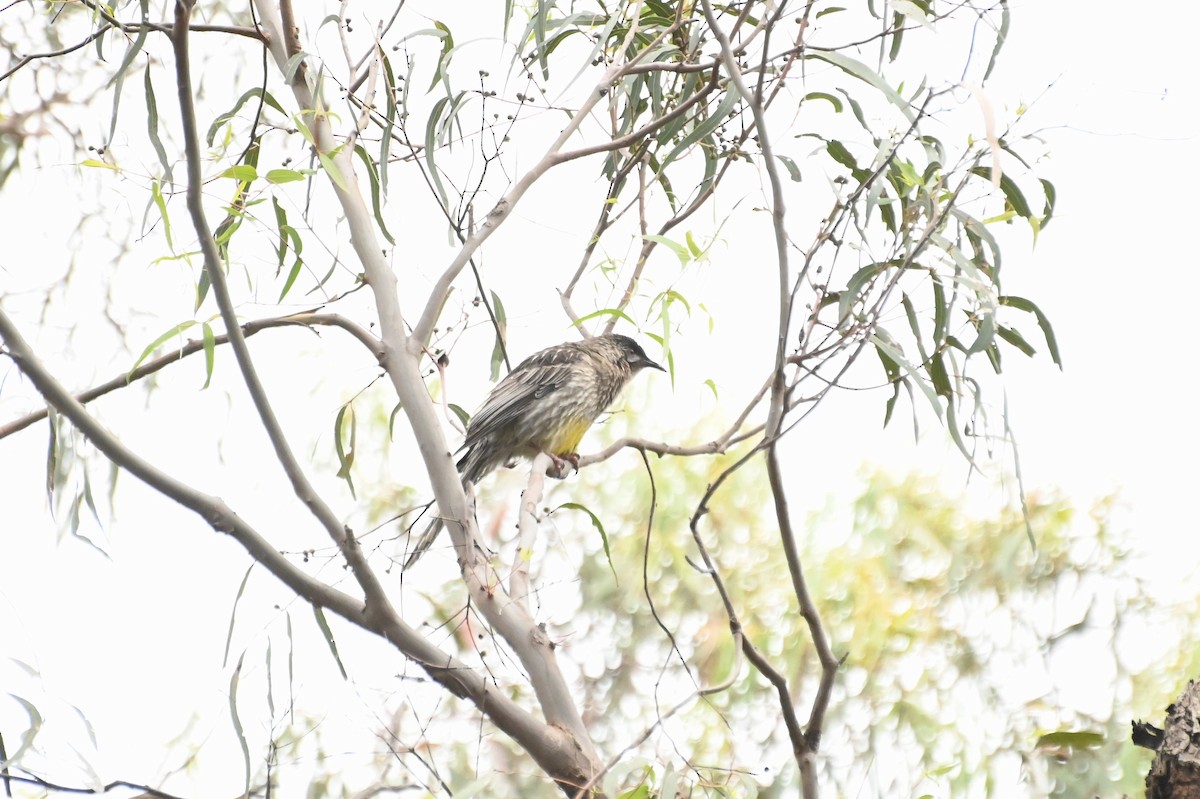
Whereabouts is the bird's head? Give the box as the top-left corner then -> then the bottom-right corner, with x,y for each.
605,334 -> 665,374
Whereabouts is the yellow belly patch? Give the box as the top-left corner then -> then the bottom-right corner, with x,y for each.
546,417 -> 593,455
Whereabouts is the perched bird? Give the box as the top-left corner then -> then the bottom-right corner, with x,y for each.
404,334 -> 664,569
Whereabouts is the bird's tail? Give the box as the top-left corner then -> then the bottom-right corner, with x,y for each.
402,516 -> 444,570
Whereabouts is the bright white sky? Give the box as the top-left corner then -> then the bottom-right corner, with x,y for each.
1,1 -> 1198,796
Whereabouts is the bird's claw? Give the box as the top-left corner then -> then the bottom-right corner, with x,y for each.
544,451 -> 579,479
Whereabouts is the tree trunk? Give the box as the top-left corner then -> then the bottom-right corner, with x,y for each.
1138,679 -> 1200,799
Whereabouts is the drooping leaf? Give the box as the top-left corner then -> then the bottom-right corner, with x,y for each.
150,179 -> 173,251
229,652 -> 252,798
427,20 -> 455,92
205,88 -> 288,147
201,322 -> 215,389
556,502 -> 617,581
489,291 -> 508,382
971,166 -> 1032,219
996,324 -> 1036,357
999,295 -> 1061,367
576,307 -> 637,327
222,565 -> 255,667
313,606 -> 349,679
642,234 -> 691,267
143,68 -> 172,183
448,403 -> 470,428
983,0 -> 1011,82
334,403 -> 357,499
353,145 -> 395,245
809,51 -> 917,123
130,320 -> 198,374
803,91 -> 843,113
106,0 -> 149,146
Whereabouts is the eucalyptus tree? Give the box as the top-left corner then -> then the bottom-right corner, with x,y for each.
0,1 -> 1057,796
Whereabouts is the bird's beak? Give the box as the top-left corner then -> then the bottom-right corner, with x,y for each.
643,356 -> 666,372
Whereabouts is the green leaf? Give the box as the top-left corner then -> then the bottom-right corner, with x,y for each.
427,20 -> 455,92
130,320 -> 198,374
808,51 -> 916,123
489,290 -> 508,382
893,0 -> 935,30
996,324 -> 1036,357
1036,730 -> 1104,749
424,96 -> 451,208
928,351 -> 952,398
971,166 -> 1032,219
150,179 -> 173,251
1039,178 -> 1057,229
221,565 -> 254,667
106,0 -> 149,146
205,88 -> 288,147
201,322 -> 215,389
576,307 -> 637,327
277,228 -> 304,302
334,403 -> 357,499
658,84 -> 742,174
875,337 -> 902,428
271,196 -> 289,268
803,91 -> 843,113
352,145 -> 395,245
839,262 -> 887,325
556,502 -> 617,582
826,139 -> 859,173
871,332 -> 942,419
642,234 -> 691,266
265,168 -> 307,184
313,606 -> 349,679
316,151 -> 348,191
229,652 -> 252,798
81,159 -> 120,171
999,295 -> 1061,368
143,68 -> 172,183
775,154 -> 802,182
219,165 -> 257,182
448,404 -> 471,428
983,0 -> 1011,82
967,307 -> 996,356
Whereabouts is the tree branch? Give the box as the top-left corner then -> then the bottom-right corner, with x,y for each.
410,15 -> 686,347
701,3 -> 837,795
0,313 -> 382,441
173,2 -> 393,620
250,3 -> 604,790
0,304 -> 559,765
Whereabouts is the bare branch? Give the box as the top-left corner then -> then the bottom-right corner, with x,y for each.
173,3 -> 393,617
0,772 -> 190,799
411,15 -> 687,347
0,313 -> 382,441
510,453 -> 553,607
766,447 -> 838,746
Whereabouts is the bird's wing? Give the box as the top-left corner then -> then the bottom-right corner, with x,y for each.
460,342 -> 585,449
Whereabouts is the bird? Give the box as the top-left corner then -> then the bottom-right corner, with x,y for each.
403,333 -> 664,569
